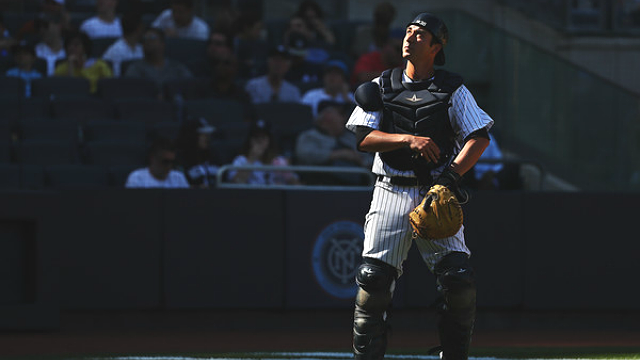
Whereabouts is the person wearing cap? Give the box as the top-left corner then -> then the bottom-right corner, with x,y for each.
227,119 -> 299,186
346,12 -> 494,360
283,30 -> 323,85
244,45 -> 301,104
301,59 -> 354,118
6,42 -> 43,98
175,117 -> 221,188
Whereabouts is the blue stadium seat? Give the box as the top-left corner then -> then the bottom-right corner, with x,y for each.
31,77 -> 91,98
84,140 -> 147,167
114,98 -> 176,124
97,77 -> 159,99
45,164 -> 110,189
83,119 -> 147,143
15,139 -> 80,165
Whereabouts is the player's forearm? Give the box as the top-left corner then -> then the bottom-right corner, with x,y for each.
358,130 -> 412,153
449,137 -> 490,176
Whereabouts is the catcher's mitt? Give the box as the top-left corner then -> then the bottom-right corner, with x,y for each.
409,185 -> 463,239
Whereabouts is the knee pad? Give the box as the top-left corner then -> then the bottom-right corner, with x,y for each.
353,258 -> 397,360
435,252 -> 476,313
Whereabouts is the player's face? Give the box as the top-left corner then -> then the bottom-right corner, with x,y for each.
403,25 -> 441,63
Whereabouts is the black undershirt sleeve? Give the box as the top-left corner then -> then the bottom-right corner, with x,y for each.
464,128 -> 490,142
355,126 -> 375,149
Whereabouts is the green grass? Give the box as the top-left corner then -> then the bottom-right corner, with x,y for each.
2,347 -> 640,360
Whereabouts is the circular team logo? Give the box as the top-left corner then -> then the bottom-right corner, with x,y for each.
312,221 -> 364,299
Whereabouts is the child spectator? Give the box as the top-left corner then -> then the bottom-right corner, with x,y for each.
53,30 -> 113,93
5,42 -> 43,98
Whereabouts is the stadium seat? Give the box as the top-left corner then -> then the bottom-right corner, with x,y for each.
0,141 -> 12,163
148,121 -> 181,142
109,164 -> 140,188
21,164 -> 45,190
45,164 -> 110,189
163,78 -> 211,100
0,164 -> 21,189
51,96 -> 116,122
91,37 -> 119,58
22,97 -> 52,120
83,120 -> 147,143
0,76 -> 26,98
31,77 -> 91,98
18,119 -> 80,144
0,125 -> 13,143
15,139 -> 79,165
215,121 -> 250,141
0,97 -> 23,125
254,102 -> 314,154
184,98 -> 245,125
164,38 -> 207,65
97,77 -> 159,99
114,98 -> 176,124
84,140 -> 147,167
211,138 -> 244,165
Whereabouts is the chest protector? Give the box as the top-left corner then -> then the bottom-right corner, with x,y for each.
379,68 -> 463,179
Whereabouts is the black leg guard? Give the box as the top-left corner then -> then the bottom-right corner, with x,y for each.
352,257 -> 397,360
434,252 -> 476,360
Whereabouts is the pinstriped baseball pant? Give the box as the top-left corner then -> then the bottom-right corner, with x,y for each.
362,177 -> 471,275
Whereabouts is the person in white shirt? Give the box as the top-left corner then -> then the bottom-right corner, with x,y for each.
125,137 -> 189,188
102,12 -> 144,76
301,59 -> 355,118
151,0 -> 210,40
79,0 -> 122,39
34,15 -> 66,76
244,45 -> 301,104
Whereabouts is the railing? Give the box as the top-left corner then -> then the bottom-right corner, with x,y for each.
216,160 -> 548,191
216,165 -> 377,191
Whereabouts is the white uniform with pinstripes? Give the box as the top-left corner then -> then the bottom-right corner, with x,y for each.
346,73 -> 494,274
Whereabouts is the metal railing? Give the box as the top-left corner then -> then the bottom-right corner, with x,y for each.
216,159 -> 548,191
216,165 -> 376,191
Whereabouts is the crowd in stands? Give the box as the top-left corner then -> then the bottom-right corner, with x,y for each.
0,0 -> 519,190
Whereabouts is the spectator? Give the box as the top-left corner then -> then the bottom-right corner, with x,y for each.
53,30 -> 113,93
34,14 -> 66,76
301,59 -> 354,118
233,11 -> 268,79
244,45 -> 301,104
295,102 -> 372,185
351,28 -> 404,87
151,0 -> 210,40
125,137 -> 189,188
294,1 -> 336,48
0,12 -> 16,58
284,31 -> 323,86
468,132 -> 522,190
17,0 -> 71,41
5,42 -> 43,98
175,117 -> 221,188
227,119 -> 299,185
187,29 -> 233,77
79,0 -> 123,39
283,15 -> 328,64
102,12 -> 144,77
351,1 -> 397,59
124,27 -> 193,99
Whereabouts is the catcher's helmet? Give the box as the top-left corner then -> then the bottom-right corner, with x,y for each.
407,12 -> 448,65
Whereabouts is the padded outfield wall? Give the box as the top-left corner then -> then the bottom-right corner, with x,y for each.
0,189 -> 637,330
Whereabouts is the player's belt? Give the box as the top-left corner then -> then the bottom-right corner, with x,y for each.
377,175 -> 422,187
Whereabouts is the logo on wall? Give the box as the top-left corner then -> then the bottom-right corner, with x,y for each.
312,220 -> 364,299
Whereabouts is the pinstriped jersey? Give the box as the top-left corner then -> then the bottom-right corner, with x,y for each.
346,72 -> 494,178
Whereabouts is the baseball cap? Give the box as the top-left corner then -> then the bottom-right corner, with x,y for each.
287,31 -> 309,57
249,119 -> 272,136
407,12 -> 448,65
323,59 -> 348,75
268,44 -> 291,59
196,118 -> 216,134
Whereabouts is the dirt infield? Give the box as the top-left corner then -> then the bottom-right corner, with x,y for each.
1,309 -> 639,358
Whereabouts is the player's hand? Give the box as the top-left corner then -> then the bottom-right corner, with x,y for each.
407,135 -> 440,163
